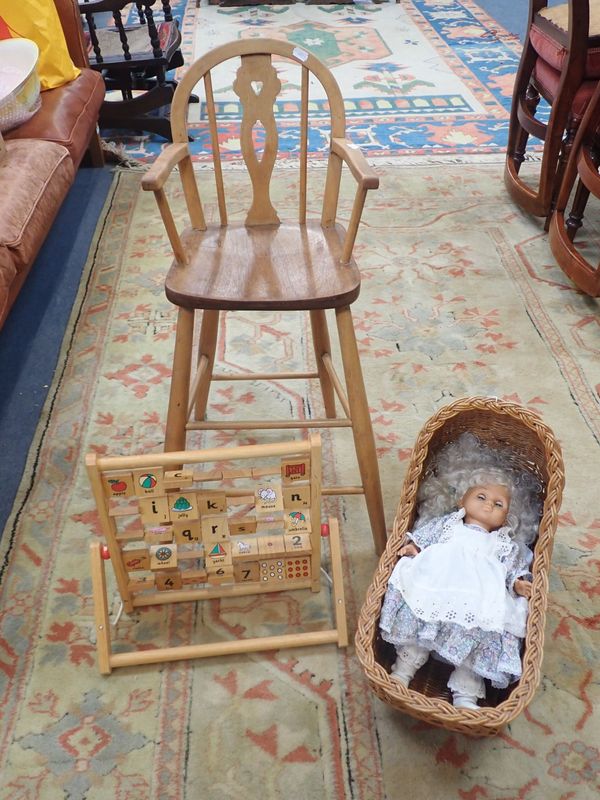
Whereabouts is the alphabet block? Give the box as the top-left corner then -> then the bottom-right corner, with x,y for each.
181,568 -> 208,586
173,519 -> 202,545
132,467 -> 165,497
257,534 -> 286,557
127,574 -> 155,593
149,543 -> 177,570
231,537 -> 259,561
103,471 -> 135,499
282,485 -> 311,509
144,525 -> 173,544
123,547 -> 150,572
167,491 -> 199,521
201,515 -> 229,546
281,458 -> 310,484
228,517 -> 257,535
138,496 -> 171,525
284,509 -> 311,534
197,491 -> 227,515
164,469 -> 194,490
255,482 -> 284,514
205,541 -> 232,567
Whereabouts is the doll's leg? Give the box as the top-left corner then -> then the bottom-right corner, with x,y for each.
447,664 -> 485,709
390,644 -> 429,686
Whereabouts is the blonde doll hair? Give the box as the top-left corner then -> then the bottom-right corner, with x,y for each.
415,433 -> 543,544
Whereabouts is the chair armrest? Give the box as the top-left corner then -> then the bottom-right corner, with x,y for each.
141,143 -> 190,191
331,138 -> 379,190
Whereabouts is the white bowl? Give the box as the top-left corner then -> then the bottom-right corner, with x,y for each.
0,39 -> 41,133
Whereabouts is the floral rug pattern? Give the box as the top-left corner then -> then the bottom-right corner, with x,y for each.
1,163 -> 598,799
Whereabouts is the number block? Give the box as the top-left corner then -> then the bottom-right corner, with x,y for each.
156,570 -> 183,591
206,564 -> 234,585
284,533 -> 311,555
282,485 -> 310,509
149,543 -> 178,570
173,519 -> 202,544
259,558 -> 286,584
167,491 -> 199,521
128,574 -> 155,593
285,557 -> 311,581
132,467 -> 165,498
181,568 -> 208,586
103,471 -> 135,499
234,561 -> 260,583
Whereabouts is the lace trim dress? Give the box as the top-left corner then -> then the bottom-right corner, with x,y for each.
380,511 -> 532,688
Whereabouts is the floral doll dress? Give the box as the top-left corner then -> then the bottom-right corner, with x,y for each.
379,510 -> 533,688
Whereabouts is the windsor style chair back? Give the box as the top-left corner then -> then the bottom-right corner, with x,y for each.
141,39 -> 387,554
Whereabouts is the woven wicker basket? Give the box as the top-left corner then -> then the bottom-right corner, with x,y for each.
355,396 -> 565,737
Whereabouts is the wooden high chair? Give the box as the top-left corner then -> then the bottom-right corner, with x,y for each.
141,39 -> 387,554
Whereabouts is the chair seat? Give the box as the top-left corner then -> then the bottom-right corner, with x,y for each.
531,3 -> 600,78
534,58 -> 598,118
165,221 -> 362,311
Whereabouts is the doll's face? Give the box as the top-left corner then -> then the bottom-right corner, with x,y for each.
461,483 -> 511,532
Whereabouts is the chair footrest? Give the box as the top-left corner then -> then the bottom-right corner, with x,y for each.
186,418 -> 352,430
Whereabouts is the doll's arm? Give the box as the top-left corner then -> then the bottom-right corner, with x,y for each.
502,540 -> 533,596
399,542 -> 419,557
513,578 -> 532,598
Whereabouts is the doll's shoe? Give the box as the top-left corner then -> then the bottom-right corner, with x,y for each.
452,693 -> 479,710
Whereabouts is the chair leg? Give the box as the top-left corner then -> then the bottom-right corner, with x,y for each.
165,308 -> 195,452
335,305 -> 387,555
194,309 -> 220,421
309,309 -> 336,418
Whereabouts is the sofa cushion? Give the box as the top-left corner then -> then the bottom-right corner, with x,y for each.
0,139 -> 73,324
4,68 -> 104,168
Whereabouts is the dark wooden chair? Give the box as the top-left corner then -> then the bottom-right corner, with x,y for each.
505,1 -> 600,224
78,0 -> 185,140
141,39 -> 387,554
549,80 -> 600,295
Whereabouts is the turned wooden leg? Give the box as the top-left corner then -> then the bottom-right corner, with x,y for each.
194,309 -> 220,421
514,84 -> 540,171
165,307 -> 195,452
335,305 -> 387,555
309,309 -> 336,418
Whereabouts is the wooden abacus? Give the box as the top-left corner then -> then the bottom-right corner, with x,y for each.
86,434 -> 347,674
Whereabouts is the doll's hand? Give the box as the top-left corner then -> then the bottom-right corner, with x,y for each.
514,578 -> 532,598
399,542 -> 419,558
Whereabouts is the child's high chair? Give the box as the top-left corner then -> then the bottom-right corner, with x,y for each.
141,39 -> 386,554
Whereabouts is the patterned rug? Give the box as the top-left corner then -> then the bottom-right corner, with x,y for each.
107,0 -> 527,163
1,162 -> 598,799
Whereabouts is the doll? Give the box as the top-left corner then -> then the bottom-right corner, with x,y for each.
379,466 -> 535,709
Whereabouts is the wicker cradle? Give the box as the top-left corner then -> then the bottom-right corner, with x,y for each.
355,396 -> 565,737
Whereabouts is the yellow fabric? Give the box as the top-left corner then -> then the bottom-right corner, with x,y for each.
0,1 -> 80,91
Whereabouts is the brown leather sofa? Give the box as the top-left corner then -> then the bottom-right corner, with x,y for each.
0,0 -> 105,329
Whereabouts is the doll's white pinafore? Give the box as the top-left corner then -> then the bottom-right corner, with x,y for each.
379,510 -> 532,688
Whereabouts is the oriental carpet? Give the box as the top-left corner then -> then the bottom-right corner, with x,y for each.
108,0 -> 529,163
0,163 -> 598,799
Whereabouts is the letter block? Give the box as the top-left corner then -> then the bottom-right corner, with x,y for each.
138,496 -> 171,525
173,519 -> 202,544
103,471 -> 135,499
167,491 -> 199,521
201,515 -> 229,546
132,467 -> 165,498
282,485 -> 310,509
149,543 -> 177,570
